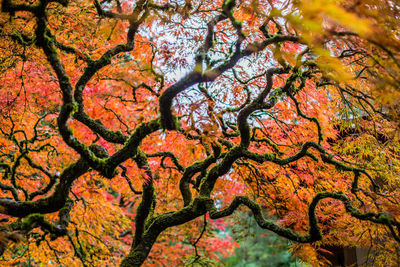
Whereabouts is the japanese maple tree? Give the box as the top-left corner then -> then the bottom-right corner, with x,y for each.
0,0 -> 399,266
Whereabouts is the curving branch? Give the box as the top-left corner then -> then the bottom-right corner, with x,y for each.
0,144 -> 107,218
209,191 -> 400,243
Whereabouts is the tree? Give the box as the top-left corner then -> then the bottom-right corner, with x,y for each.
0,0 -> 399,266
221,212 -> 307,267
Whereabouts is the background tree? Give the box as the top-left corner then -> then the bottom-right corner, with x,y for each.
221,212 -> 308,267
0,0 -> 399,266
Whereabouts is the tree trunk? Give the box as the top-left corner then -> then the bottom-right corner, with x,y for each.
120,242 -> 153,267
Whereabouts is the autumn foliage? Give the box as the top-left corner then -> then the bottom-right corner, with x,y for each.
0,0 -> 399,266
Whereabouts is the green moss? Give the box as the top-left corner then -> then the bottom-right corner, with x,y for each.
377,213 -> 391,224
232,18 -> 242,28
100,55 -> 112,65
22,213 -> 45,231
64,102 -> 78,113
160,112 -> 179,131
58,203 -> 71,215
121,250 -> 148,267
144,194 -> 157,229
134,149 -> 148,169
223,0 -> 236,11
193,196 -> 213,211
